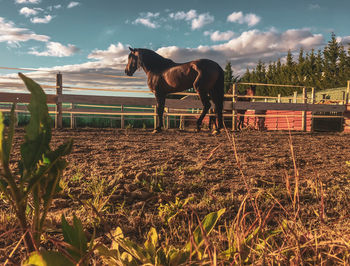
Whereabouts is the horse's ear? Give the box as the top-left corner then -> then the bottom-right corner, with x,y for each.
129,47 -> 135,53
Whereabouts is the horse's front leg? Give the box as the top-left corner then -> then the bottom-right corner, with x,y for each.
154,93 -> 165,133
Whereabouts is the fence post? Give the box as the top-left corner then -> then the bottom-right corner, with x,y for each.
346,80 -> 350,104
302,87 -> 307,131
55,73 -> 63,129
121,105 -> 125,129
277,94 -> 281,103
311,88 -> 315,104
293,91 -> 297,103
232,83 -> 237,131
166,107 -> 169,129
70,103 -> 75,129
153,105 -> 157,130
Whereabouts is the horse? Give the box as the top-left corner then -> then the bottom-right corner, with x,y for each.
125,48 -> 224,134
236,85 -> 256,130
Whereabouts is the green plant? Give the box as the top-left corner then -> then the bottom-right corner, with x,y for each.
158,196 -> 193,225
97,208 -> 225,265
0,74 -> 72,255
23,214 -> 90,265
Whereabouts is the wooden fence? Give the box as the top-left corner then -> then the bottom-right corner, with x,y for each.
0,72 -> 349,132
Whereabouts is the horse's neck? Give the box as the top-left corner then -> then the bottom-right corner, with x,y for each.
141,52 -> 176,74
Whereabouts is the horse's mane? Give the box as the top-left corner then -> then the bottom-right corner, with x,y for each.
138,49 -> 176,73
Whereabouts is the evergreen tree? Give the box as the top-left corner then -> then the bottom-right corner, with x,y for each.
323,32 -> 340,87
224,62 -> 233,93
296,48 -> 306,85
338,45 -> 348,85
239,33 -> 347,94
314,49 -> 324,89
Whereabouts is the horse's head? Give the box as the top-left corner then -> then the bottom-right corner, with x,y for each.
125,47 -> 141,76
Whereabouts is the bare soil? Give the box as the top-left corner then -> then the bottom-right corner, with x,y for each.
2,128 -> 350,263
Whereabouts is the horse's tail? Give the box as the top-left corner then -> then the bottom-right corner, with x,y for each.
214,66 -> 224,107
209,65 -> 224,129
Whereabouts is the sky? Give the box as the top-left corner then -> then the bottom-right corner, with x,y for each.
0,0 -> 350,94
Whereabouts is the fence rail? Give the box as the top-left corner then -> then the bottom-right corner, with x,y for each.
0,72 -> 349,131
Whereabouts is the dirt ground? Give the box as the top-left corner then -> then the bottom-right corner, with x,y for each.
2,128 -> 350,263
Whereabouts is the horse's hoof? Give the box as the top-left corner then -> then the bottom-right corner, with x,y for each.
152,128 -> 162,134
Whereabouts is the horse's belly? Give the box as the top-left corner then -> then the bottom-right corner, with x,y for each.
163,69 -> 195,92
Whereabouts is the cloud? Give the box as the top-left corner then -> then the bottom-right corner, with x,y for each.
191,13 -> 214,30
337,35 -> 350,46
132,12 -> 160,28
227,11 -> 261,27
15,0 -> 41,4
169,9 -> 214,30
169,10 -> 197,21
0,28 -> 329,94
47,5 -> 62,11
204,30 -> 235,42
67,1 -> 80,8
0,17 -> 49,44
88,43 -> 129,64
30,15 -> 53,24
19,7 -> 42,17
29,41 -> 79,57
156,28 -> 324,74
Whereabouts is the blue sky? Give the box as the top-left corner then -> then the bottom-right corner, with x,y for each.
0,0 -> 350,92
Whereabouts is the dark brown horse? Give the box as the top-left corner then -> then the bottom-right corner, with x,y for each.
236,85 -> 256,130
125,48 -> 224,133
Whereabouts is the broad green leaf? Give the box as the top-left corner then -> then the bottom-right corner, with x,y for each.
121,252 -> 138,265
168,247 -> 190,266
144,227 -> 158,259
117,238 -> 148,263
0,104 -> 16,167
61,214 -> 88,262
186,208 -> 225,250
25,140 -> 73,198
22,250 -> 74,266
18,73 -> 52,178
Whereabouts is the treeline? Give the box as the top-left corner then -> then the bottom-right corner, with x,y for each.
225,33 -> 350,96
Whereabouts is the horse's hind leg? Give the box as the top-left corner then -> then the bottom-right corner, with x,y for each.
154,93 -> 165,133
209,90 -> 223,133
209,109 -> 217,130
196,92 -> 211,132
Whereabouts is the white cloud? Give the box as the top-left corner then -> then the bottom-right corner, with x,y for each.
133,12 -> 160,28
0,28 -> 329,94
337,35 -> 350,46
47,5 -> 62,11
15,0 -> 41,4
30,15 -> 53,24
133,18 -> 158,28
204,30 -> 235,42
169,10 -> 197,21
169,9 -> 214,30
29,41 -> 79,57
227,11 -> 261,27
156,28 -> 324,74
88,43 -> 129,64
19,7 -> 42,17
191,13 -> 214,30
0,17 -> 49,44
67,1 -> 80,8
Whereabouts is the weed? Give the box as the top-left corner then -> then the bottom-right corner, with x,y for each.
158,196 -> 193,225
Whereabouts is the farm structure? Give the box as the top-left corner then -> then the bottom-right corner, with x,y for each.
0,69 -> 349,132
